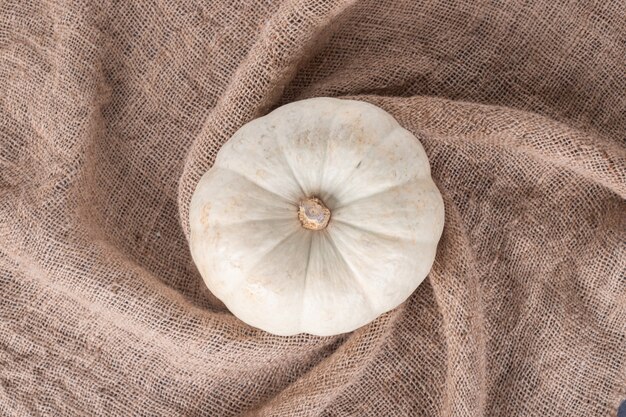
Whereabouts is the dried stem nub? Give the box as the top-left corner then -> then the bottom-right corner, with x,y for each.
298,197 -> 330,231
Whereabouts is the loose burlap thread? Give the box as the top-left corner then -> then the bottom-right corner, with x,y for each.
1,0 -> 625,416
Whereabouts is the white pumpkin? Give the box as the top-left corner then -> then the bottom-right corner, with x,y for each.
189,97 -> 444,336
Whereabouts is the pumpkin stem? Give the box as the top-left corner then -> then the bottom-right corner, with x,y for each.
298,197 -> 331,230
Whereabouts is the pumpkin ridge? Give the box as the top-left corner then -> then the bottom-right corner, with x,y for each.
334,178 -> 429,210
207,217 -> 297,230
317,104 -> 350,198
327,126 -> 402,201
245,227 -> 303,275
322,230 -> 378,318
330,218 -> 419,243
298,232 -> 314,334
273,128 -> 308,197
213,166 -> 295,204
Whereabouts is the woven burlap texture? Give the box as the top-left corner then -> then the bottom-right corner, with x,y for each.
1,0 -> 625,416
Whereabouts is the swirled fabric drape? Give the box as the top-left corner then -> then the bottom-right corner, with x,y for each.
1,0 -> 625,416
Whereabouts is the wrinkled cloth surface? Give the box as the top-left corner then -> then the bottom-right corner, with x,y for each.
1,0 -> 625,416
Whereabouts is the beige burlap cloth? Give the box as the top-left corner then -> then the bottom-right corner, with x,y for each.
1,0 -> 625,415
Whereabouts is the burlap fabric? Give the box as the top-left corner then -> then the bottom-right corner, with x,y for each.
1,0 -> 625,415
